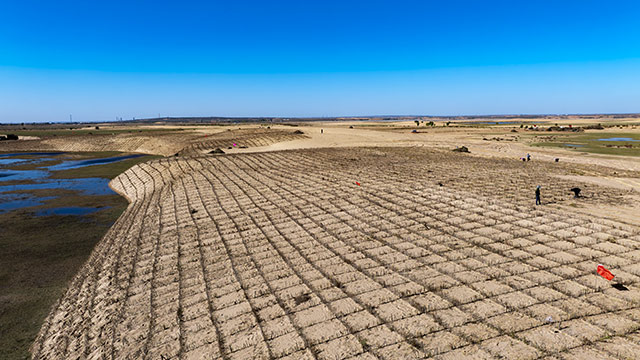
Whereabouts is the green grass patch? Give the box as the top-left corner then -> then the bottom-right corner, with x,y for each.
530,132 -> 640,157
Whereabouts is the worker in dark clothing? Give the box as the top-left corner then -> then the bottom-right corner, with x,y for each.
527,153 -> 531,161
535,185 -> 541,205
570,187 -> 581,198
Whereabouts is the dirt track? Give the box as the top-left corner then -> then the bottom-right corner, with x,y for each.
32,147 -> 640,359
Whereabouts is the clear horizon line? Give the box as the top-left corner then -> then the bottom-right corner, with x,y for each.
2,111 -> 639,125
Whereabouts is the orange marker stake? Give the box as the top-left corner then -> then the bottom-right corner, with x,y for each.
597,264 -> 615,281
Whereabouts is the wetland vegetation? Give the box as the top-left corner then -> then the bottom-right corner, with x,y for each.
531,132 -> 640,157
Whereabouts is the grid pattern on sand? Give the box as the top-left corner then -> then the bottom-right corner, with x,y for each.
0,128 -> 305,156
33,148 -> 640,359
0,133 -> 194,156
178,129 -> 306,156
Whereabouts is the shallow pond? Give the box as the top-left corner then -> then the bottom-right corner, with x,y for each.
0,152 -> 138,215
36,206 -> 108,216
48,154 -> 144,171
0,193 -> 56,213
0,177 -> 113,195
596,137 -> 639,142
0,152 -> 65,166
0,152 -> 65,157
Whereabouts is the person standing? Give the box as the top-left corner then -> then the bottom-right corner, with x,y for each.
535,185 -> 541,205
527,153 -> 531,161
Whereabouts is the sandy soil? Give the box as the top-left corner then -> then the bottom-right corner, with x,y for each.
218,124 -> 640,173
28,131 -> 640,359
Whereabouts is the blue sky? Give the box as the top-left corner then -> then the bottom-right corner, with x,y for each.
1,1 -> 639,122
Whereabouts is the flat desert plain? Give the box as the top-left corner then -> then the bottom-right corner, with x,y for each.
9,119 -> 640,359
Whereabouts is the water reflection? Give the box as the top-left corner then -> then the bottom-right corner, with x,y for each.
0,193 -> 56,213
0,177 -> 113,195
0,152 -> 138,215
597,137 -> 639,142
0,152 -> 65,157
48,154 -> 144,171
0,152 -> 65,167
36,206 -> 109,216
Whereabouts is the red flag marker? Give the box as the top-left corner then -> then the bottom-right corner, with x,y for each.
355,181 -> 361,186
597,264 -> 615,281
